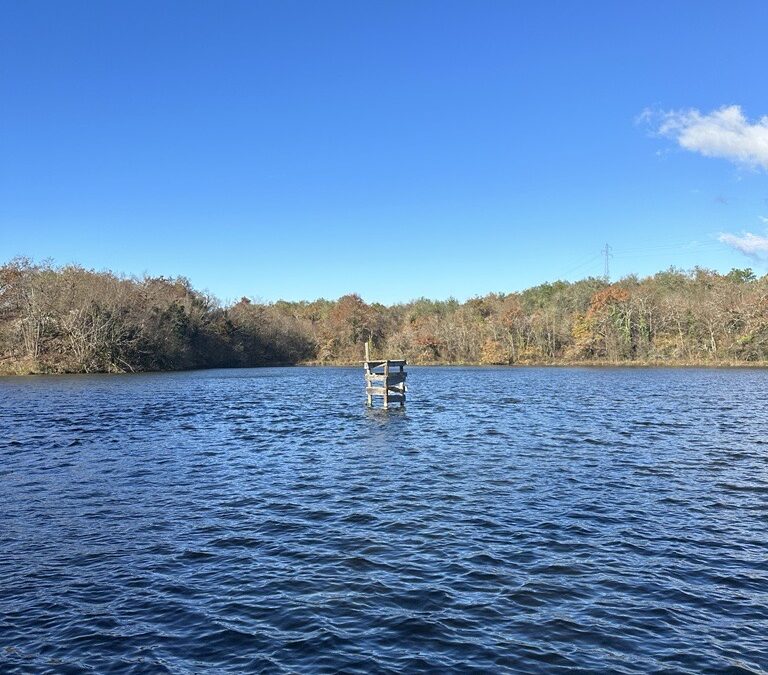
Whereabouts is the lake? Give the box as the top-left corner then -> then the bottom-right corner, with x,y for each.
1,366 -> 767,673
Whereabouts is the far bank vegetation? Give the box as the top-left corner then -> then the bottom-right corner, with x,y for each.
1,258 -> 767,375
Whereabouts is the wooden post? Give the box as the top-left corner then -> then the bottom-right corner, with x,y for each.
364,342 -> 372,407
383,360 -> 389,409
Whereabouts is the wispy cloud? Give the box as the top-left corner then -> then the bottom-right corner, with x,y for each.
719,231 -> 768,260
642,105 -> 768,170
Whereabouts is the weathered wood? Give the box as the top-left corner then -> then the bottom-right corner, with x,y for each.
364,343 -> 372,406
362,359 -> 406,368
383,361 -> 389,408
363,356 -> 407,408
367,384 -> 407,394
367,387 -> 405,399
366,372 -> 406,385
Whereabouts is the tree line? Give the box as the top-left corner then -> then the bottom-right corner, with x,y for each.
1,257 -> 767,374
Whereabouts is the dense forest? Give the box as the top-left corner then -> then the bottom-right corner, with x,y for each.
1,257 -> 767,374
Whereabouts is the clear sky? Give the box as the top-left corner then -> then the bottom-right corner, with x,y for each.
2,1 -> 768,304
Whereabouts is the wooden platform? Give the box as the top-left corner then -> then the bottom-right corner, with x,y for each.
363,345 -> 406,409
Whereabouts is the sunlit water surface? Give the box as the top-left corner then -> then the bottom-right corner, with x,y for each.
1,367 -> 767,673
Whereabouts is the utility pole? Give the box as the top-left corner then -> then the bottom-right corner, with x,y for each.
601,243 -> 613,281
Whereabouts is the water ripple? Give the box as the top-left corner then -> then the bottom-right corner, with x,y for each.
1,367 -> 767,673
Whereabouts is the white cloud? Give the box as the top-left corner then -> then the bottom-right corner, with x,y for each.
760,216 -> 768,224
719,231 -> 768,259
650,105 -> 768,170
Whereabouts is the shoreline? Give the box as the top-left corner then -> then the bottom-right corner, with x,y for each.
3,359 -> 768,378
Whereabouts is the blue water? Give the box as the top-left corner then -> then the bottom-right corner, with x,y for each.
1,366 -> 767,673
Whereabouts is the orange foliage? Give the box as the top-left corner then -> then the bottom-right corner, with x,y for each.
587,287 -> 630,316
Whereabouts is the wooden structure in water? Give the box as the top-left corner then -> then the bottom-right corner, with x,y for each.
363,343 -> 407,409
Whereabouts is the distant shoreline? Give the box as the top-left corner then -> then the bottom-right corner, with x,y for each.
4,260 -> 768,377
3,359 -> 767,378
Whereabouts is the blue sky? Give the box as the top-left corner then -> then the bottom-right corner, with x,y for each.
2,1 -> 768,304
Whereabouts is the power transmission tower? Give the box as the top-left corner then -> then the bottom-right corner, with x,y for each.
601,243 -> 613,281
